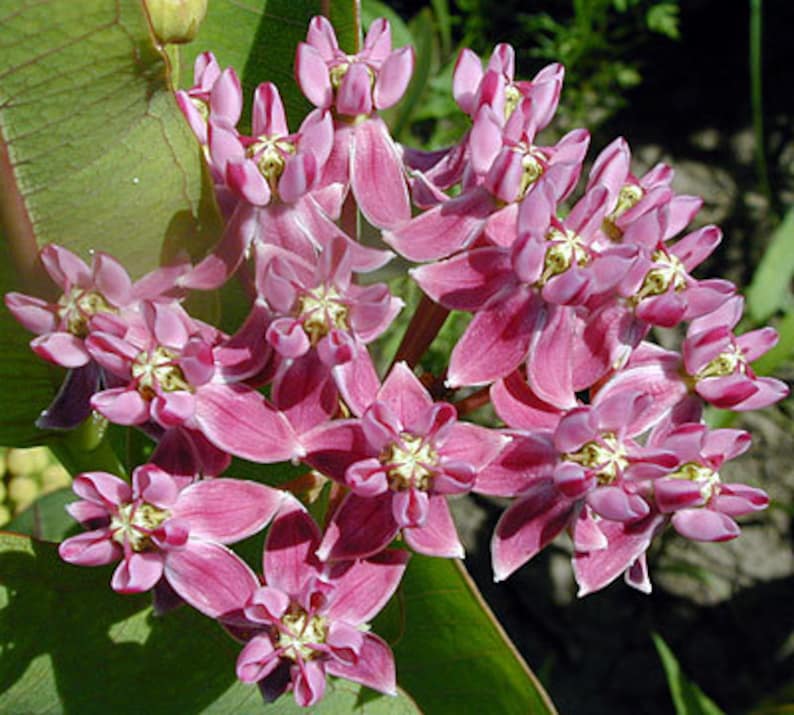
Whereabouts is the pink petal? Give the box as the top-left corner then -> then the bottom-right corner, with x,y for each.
91,388 -> 150,425
671,508 -> 740,542
279,152 -> 317,204
586,486 -> 650,522
492,480 -> 573,581
4,292 -> 57,334
374,46 -> 414,109
526,304 -> 577,409
172,479 -> 284,544
111,552 -> 164,593
296,43 -> 333,108
293,659 -> 326,707
40,244 -> 90,288
337,62 -> 374,117
403,496 -> 464,558
326,632 -> 397,696
306,15 -> 339,60
165,541 -> 259,617
326,550 -> 410,624
447,287 -> 540,388
490,372 -> 562,431
236,635 -> 281,683
59,529 -> 119,566
194,383 -> 302,463
92,253 -> 132,306
31,332 -> 90,368
351,118 -> 410,229
474,432 -> 556,497
263,497 -> 322,597
316,493 -> 398,561
376,362 -> 432,428
452,48 -> 484,115
227,159 -> 271,207
252,82 -> 288,137
332,348 -> 381,416
210,67 -> 243,126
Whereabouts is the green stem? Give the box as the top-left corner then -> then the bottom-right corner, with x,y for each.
389,293 -> 450,371
750,0 -> 772,204
47,415 -> 126,478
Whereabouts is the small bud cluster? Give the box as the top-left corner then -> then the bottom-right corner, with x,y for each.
5,15 -> 786,709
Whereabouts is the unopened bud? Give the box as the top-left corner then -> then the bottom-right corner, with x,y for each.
145,0 -> 208,45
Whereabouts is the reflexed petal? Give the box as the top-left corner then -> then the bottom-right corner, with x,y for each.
172,479 -> 283,543
326,632 -> 397,696
403,496 -> 464,558
326,550 -> 409,624
586,487 -> 650,522
236,635 -> 281,684
293,659 -> 326,708
91,388 -> 150,425
31,332 -> 90,368
490,372 -> 562,431
351,118 -> 410,229
264,497 -> 322,596
4,292 -> 57,334
165,541 -> 259,617
492,480 -> 573,581
316,493 -> 398,561
374,46 -> 414,109
296,43 -> 333,107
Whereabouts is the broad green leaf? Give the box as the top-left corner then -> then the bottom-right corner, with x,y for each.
0,0 -> 222,279
5,487 -> 75,542
375,555 -> 557,715
746,206 -> 794,323
180,0 -> 361,129
652,633 -> 726,715
0,533 -> 420,714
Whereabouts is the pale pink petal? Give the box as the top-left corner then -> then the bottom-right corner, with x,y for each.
252,82 -> 288,137
712,484 -> 768,516
362,18 -> 392,60
306,15 -> 339,60
40,244 -> 90,288
245,585 -> 290,624
91,388 -> 150,425
227,159 -> 271,206
526,304 -> 577,409
374,46 -> 414,109
92,253 -> 132,306
474,433 -> 556,497
294,659 -> 326,707
332,347 -> 381,417
337,62 -> 374,117
4,293 -> 57,334
571,507 -> 608,552
236,635 -> 281,683
392,487 -> 429,528
165,541 -> 259,617
452,48 -> 483,115
376,361 -> 433,428
210,67 -> 243,126
296,43 -> 333,108
586,487 -> 650,522
351,118 -> 410,229
671,508 -> 740,542
440,422 -> 508,469
279,152 -> 317,204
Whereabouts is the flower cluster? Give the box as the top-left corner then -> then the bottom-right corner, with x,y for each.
6,15 -> 786,709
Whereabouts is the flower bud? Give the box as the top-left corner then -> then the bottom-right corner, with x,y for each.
145,0 -> 208,45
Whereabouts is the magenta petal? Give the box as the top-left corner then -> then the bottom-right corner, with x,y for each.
172,479 -> 283,544
327,549 -> 409,624
5,292 -> 57,334
93,253 -> 132,306
91,388 -> 150,425
293,659 -> 327,707
40,244 -> 90,287
317,493 -> 399,561
236,635 -> 281,683
337,62 -> 374,116
490,372 -> 562,431
31,332 -> 90,368
111,552 -> 164,593
351,118 -> 410,230
571,507 -> 608,552
671,508 -> 740,542
333,346 -> 381,416
383,187 -> 494,262
377,361 -> 432,428
279,152 -> 317,204
165,541 -> 259,618
447,287 -> 540,388
475,432 -> 556,497
252,82 -> 288,137
59,529 -> 119,566
326,632 -> 397,696
586,487 -> 650,522
572,515 -> 664,597
193,383 -> 302,463
526,304 -> 577,409
73,471 -> 131,506
245,585 -> 290,624
263,497 -> 322,597
227,159 -> 271,206
151,392 -> 195,428
403,496 -> 464,558
492,480 -> 574,581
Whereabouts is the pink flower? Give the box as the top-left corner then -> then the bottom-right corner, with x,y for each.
295,16 -> 414,229
231,498 -> 408,707
303,361 -> 507,560
59,464 -> 283,612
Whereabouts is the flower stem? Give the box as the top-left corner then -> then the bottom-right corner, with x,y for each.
390,293 -> 450,370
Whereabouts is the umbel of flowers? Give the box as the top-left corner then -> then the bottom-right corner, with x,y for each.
5,14 -> 786,709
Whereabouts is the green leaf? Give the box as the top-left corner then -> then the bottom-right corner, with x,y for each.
646,4 -> 681,39
180,0 -> 360,129
652,633 -> 726,715
0,533 -> 420,714
375,555 -> 557,715
5,487 -> 75,542
746,206 -> 794,323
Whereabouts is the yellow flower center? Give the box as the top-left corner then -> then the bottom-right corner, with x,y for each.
382,433 -> 438,492
564,433 -> 628,486
504,84 -> 521,120
695,346 -> 745,381
110,501 -> 170,551
58,288 -> 114,338
297,285 -> 349,344
538,228 -> 589,284
518,149 -> 545,197
278,610 -> 328,661
131,346 -> 191,399
602,184 -> 644,241
666,462 -> 720,501
248,135 -> 296,190
634,250 -> 688,302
